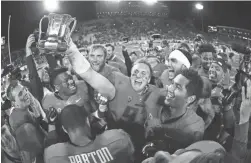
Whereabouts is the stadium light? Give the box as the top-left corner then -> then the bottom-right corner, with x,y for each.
195,3 -> 203,10
195,3 -> 204,32
143,0 -> 158,5
44,0 -> 59,12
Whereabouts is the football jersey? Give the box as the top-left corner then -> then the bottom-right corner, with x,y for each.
42,81 -> 93,114
107,72 -> 156,160
107,61 -> 128,76
88,64 -> 120,111
145,89 -> 205,149
44,129 -> 134,163
108,72 -> 155,126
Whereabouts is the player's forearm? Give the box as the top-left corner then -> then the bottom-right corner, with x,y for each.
67,46 -> 115,100
83,68 -> 116,100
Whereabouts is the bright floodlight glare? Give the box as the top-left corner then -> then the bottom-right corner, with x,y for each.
195,3 -> 204,10
108,0 -> 120,2
44,0 -> 59,12
144,0 -> 158,5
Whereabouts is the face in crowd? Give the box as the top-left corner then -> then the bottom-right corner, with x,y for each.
165,74 -> 195,109
130,52 -> 138,63
208,62 -> 225,84
80,50 -> 88,59
130,62 -> 151,92
10,84 -> 31,109
167,53 -> 186,80
88,46 -> 106,72
191,55 -> 202,72
201,52 -> 213,70
106,45 -> 114,60
54,72 -> 77,96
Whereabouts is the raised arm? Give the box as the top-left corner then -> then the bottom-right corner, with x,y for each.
25,34 -> 44,102
66,40 -> 116,100
122,45 -> 132,76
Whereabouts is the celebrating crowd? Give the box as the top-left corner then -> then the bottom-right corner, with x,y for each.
1,16 -> 251,163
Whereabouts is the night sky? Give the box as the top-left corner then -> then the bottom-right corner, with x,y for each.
1,1 -> 251,51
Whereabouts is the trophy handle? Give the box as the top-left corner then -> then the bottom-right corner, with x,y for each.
69,18 -> 77,36
38,15 -> 48,41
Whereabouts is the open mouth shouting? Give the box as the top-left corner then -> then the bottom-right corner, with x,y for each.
134,79 -> 143,86
91,62 -> 100,70
168,69 -> 175,79
209,70 -> 217,81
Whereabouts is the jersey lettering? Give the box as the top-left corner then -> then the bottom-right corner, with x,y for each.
68,147 -> 114,163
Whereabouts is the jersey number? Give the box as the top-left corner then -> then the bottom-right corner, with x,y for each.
121,106 -> 139,122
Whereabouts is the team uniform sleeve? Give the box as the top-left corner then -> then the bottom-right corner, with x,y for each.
26,55 -> 44,102
122,50 -> 133,76
145,88 -> 164,118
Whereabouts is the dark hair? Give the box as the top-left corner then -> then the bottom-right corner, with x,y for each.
79,48 -> 89,54
177,49 -> 193,65
162,40 -> 169,47
130,51 -> 137,57
105,43 -> 115,51
178,43 -> 191,52
133,58 -> 153,78
198,44 -> 216,54
192,55 -> 201,65
60,105 -> 88,132
50,67 -> 68,86
217,53 -> 228,62
229,52 -> 234,59
181,69 -> 203,99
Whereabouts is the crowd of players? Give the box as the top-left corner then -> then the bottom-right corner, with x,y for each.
1,20 -> 251,163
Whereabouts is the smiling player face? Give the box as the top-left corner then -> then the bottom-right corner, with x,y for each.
130,63 -> 151,92
165,74 -> 190,109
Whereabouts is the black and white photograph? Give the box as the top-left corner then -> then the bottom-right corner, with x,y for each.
1,0 -> 251,163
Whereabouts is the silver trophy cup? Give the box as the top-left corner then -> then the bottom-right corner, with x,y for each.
37,13 -> 77,53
